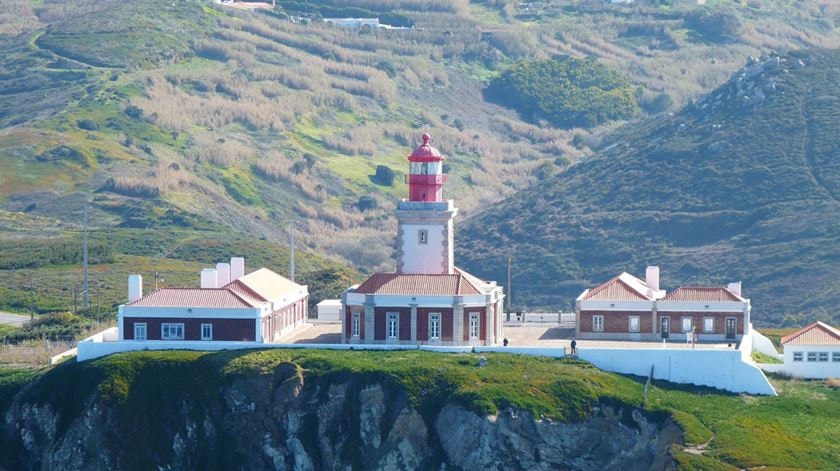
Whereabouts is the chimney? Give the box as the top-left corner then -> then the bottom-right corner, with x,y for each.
216,262 -> 231,287
645,266 -> 660,292
230,257 -> 245,280
727,281 -> 742,297
200,268 -> 218,289
128,275 -> 143,303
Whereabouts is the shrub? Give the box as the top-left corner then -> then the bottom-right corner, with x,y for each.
356,195 -> 378,211
684,9 -> 742,43
485,57 -> 639,129
372,165 -> 396,186
124,105 -> 143,119
77,119 -> 99,131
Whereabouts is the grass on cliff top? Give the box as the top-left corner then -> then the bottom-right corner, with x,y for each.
7,349 -> 840,469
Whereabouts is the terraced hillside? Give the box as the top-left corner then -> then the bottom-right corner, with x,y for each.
458,49 -> 840,327
0,0 -> 838,315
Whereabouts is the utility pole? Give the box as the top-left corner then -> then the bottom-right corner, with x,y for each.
82,198 -> 90,311
289,222 -> 295,282
506,255 -> 512,314
28,275 -> 34,320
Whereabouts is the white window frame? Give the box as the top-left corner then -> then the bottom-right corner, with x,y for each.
429,313 -> 441,340
351,312 -> 360,337
161,323 -> 184,340
201,323 -> 213,341
387,312 -> 398,339
418,229 -> 428,245
469,313 -> 480,339
807,351 -> 817,362
818,352 -> 829,362
592,315 -> 604,332
134,322 -> 147,341
793,351 -> 803,362
628,316 -> 640,333
703,317 -> 714,333
833,352 -> 840,362
681,317 -> 694,333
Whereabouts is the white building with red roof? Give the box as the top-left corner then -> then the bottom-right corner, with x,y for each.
575,266 -> 750,342
118,258 -> 308,343
769,322 -> 840,378
342,134 -> 505,346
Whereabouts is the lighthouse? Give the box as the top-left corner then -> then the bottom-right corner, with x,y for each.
342,133 -> 504,346
395,133 -> 458,275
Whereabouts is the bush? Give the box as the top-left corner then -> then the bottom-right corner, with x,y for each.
485,57 -> 639,129
77,119 -> 99,131
124,105 -> 143,119
684,9 -> 742,43
356,195 -> 378,211
372,165 -> 396,186
0,312 -> 90,342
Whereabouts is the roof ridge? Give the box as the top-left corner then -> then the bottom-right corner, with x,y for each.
782,321 -> 840,344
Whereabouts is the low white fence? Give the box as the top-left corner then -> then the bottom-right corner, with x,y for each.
503,312 -> 574,324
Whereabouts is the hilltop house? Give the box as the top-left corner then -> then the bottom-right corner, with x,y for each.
342,134 -> 505,346
575,267 -> 750,342
118,258 -> 308,343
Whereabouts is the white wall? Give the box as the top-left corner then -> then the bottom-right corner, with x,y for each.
760,345 -> 840,379
577,346 -> 776,395
751,329 -> 782,359
400,222 -> 447,274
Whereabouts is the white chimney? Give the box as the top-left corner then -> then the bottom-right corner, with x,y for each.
727,281 -> 742,297
230,257 -> 245,281
200,268 -> 218,289
128,275 -> 143,303
645,266 -> 660,292
216,262 -> 231,287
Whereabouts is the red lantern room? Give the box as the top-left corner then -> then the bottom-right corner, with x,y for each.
407,133 -> 447,202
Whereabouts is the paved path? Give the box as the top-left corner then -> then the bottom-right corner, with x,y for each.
0,312 -> 30,327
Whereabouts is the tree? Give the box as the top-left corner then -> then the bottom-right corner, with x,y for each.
372,165 -> 396,186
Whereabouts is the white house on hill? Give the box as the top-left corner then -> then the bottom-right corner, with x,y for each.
761,322 -> 840,379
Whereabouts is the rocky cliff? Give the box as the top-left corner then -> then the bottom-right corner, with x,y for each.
0,351 -> 681,470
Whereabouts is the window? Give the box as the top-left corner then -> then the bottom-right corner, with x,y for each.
681,317 -> 694,333
352,312 -> 360,337
703,317 -> 714,333
628,316 -> 640,333
418,230 -> 428,244
592,315 -> 604,332
818,352 -> 829,362
470,313 -> 480,339
134,323 -> 147,341
793,351 -> 803,362
807,352 -> 817,362
387,313 -> 398,339
429,313 -> 441,340
201,323 -> 213,341
161,323 -> 184,340
833,352 -> 840,362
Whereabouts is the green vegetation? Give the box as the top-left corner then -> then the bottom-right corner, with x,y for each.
751,351 -> 781,364
0,312 -> 93,343
2,350 -> 840,468
459,49 -> 840,326
486,57 -> 639,128
758,328 -> 797,351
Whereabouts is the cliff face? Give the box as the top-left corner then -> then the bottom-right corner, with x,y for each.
2,359 -> 681,470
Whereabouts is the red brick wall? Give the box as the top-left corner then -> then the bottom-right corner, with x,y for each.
657,312 -> 744,335
418,310 -> 428,340
374,311 -> 386,341
373,307 -> 411,341
399,310 -> 411,341
123,317 -> 255,341
579,311 -> 652,333
441,309 -> 453,341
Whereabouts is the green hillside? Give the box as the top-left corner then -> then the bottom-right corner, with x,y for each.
1,0 -> 838,320
3,350 -> 840,469
458,49 -> 840,327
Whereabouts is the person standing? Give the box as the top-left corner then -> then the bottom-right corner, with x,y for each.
570,338 -> 577,355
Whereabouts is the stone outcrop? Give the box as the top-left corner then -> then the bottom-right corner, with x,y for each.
2,368 -> 681,470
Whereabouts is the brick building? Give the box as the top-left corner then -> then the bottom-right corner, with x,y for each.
575,267 -> 750,342
118,258 -> 308,343
342,134 -> 505,346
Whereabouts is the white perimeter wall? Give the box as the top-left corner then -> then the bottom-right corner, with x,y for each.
751,330 -> 782,359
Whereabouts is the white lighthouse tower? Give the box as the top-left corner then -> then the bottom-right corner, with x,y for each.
395,133 -> 457,275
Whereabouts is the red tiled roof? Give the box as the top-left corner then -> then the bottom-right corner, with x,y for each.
228,267 -> 303,301
583,273 -> 653,301
663,287 -> 744,302
354,272 -> 482,295
127,288 -> 258,308
781,322 -> 840,346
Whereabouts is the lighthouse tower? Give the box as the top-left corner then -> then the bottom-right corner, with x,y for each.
395,133 -> 458,275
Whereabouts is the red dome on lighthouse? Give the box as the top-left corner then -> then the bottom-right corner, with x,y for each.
406,133 -> 447,202
408,133 -> 444,162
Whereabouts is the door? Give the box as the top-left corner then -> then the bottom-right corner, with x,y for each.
725,318 -> 736,340
660,317 -> 670,339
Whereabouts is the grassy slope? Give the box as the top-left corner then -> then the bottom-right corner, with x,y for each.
3,350 -> 840,469
458,48 -> 840,327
